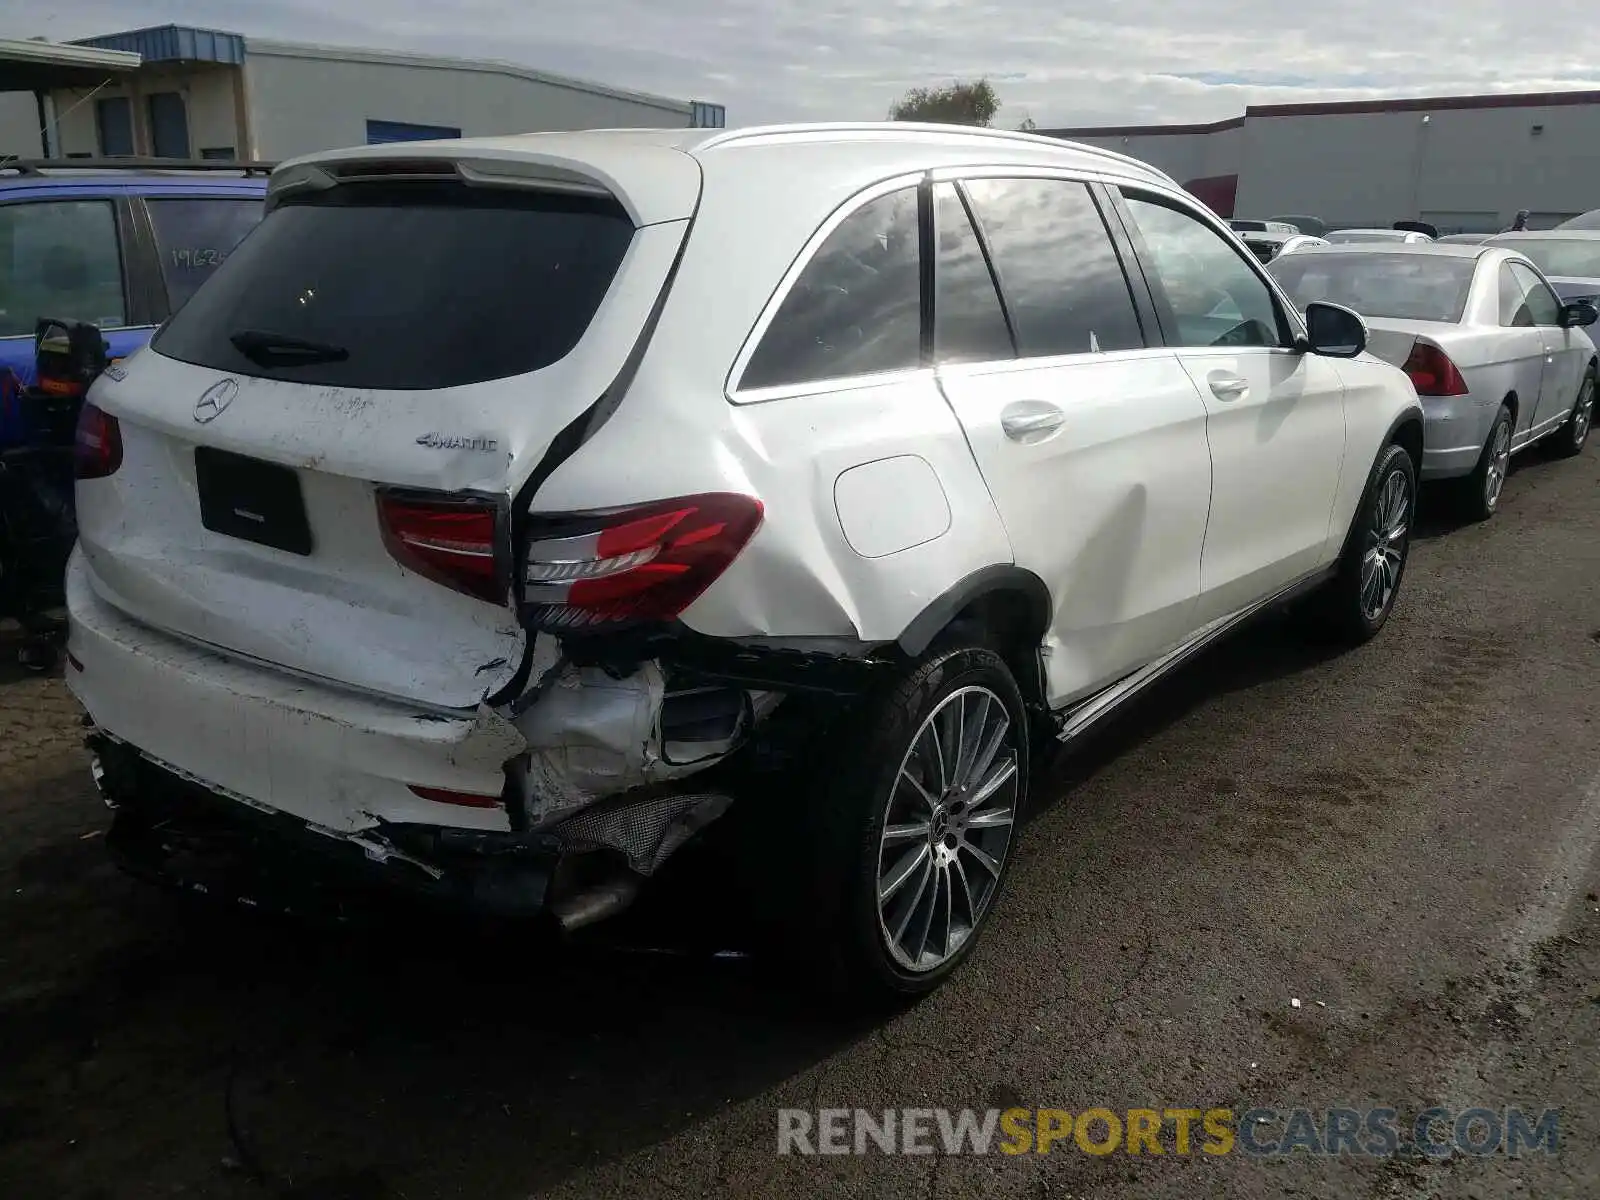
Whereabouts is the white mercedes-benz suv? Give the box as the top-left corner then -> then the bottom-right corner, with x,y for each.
67,123 -> 1423,1000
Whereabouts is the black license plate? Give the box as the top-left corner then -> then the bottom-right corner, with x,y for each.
194,447 -> 313,556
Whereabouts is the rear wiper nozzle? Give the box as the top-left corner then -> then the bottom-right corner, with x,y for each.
229,328 -> 349,367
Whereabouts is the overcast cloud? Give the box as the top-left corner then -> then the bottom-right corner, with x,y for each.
20,0 -> 1600,128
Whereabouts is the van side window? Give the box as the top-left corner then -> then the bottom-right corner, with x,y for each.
0,200 -> 126,338
933,182 -> 1014,364
962,178 -> 1144,358
741,187 -> 922,390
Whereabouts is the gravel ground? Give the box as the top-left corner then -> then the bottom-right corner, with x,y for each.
1,441 -> 1596,1200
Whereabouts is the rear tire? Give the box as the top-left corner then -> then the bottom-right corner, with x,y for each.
1545,366 -> 1595,460
1306,442 -> 1416,646
1457,403 -> 1514,521
795,642 -> 1029,1005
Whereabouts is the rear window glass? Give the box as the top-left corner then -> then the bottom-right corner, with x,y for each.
1492,238 -> 1600,280
152,183 -> 634,390
1267,252 -> 1477,322
146,198 -> 265,312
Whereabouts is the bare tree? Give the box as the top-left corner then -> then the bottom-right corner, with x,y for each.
888,79 -> 1001,127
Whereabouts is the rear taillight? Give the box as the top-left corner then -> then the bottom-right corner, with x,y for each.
377,493 -> 505,604
74,402 -> 123,479
522,493 -> 764,630
1401,341 -> 1469,397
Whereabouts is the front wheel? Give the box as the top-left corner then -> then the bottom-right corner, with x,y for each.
1306,442 -> 1416,645
807,643 -> 1029,1003
1546,366 -> 1594,460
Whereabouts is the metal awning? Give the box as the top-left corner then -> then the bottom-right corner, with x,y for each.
0,37 -> 141,92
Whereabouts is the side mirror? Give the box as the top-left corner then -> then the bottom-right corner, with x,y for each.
1558,300 -> 1599,328
1302,301 -> 1368,358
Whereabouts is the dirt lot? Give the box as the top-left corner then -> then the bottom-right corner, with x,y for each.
3,444 -> 1598,1200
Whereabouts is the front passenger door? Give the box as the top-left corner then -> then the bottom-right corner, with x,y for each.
1115,190 -> 1348,625
1508,260 -> 1587,437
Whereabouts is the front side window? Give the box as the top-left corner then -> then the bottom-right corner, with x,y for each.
1122,193 -> 1287,349
741,186 -> 922,390
1508,262 -> 1562,326
147,198 -> 265,312
933,183 -> 1013,364
962,177 -> 1143,358
0,200 -> 126,338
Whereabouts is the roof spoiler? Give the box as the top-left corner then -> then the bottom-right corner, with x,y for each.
1394,220 -> 1439,238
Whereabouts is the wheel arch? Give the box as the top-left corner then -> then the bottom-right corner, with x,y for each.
1500,390 -> 1519,429
895,565 -> 1052,710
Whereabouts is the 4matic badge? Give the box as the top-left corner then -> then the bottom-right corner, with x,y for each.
416,432 -> 499,452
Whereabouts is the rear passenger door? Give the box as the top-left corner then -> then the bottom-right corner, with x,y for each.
931,174 -> 1214,707
1112,188 -> 1348,624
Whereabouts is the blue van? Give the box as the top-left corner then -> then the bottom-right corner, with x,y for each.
0,159 -> 268,446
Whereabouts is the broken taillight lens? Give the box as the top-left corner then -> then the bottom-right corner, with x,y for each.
377,492 -> 505,604
522,493 -> 764,629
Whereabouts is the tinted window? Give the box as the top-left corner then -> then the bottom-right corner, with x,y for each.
1122,194 -> 1285,348
0,200 -> 125,338
1268,252 -> 1477,323
934,183 -> 1012,364
1498,264 -> 1530,326
147,199 -> 265,311
1509,262 -> 1562,325
742,187 -> 921,390
963,178 -> 1142,357
153,183 -> 634,391
1491,238 -> 1600,279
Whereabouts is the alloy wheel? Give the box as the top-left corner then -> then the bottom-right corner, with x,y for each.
1574,377 -> 1594,449
876,685 -> 1019,973
1484,420 -> 1512,510
1360,467 -> 1410,623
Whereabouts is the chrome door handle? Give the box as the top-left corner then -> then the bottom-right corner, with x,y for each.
1208,372 -> 1249,401
1001,400 -> 1066,443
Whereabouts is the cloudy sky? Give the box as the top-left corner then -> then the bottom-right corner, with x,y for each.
21,1 -> 1600,129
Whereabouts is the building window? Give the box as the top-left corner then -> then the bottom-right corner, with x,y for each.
690,101 -> 726,128
148,92 -> 191,158
365,119 -> 462,145
199,147 -> 237,161
96,97 -> 134,157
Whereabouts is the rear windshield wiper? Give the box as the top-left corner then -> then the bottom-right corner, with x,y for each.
229,329 -> 350,367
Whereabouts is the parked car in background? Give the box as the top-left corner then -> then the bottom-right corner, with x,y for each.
1237,230 -> 1328,264
1485,230 -> 1600,305
1269,243 -> 1596,520
1436,233 -> 1493,245
1270,215 -> 1328,237
0,159 -> 269,447
67,123 -> 1424,1001
1325,228 -> 1435,245
1556,209 -> 1600,230
1229,219 -> 1299,235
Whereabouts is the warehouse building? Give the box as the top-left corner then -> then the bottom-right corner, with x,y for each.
1046,90 -> 1600,233
0,24 -> 724,163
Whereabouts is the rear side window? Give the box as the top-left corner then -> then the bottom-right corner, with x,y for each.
152,183 -> 635,391
962,178 -> 1144,358
740,187 -> 921,391
933,183 -> 1013,364
146,198 -> 264,312
0,200 -> 125,338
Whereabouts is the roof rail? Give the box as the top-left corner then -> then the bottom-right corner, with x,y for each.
690,122 -> 1178,185
0,157 -> 276,177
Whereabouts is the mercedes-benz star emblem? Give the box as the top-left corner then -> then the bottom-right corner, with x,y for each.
193,379 -> 239,424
